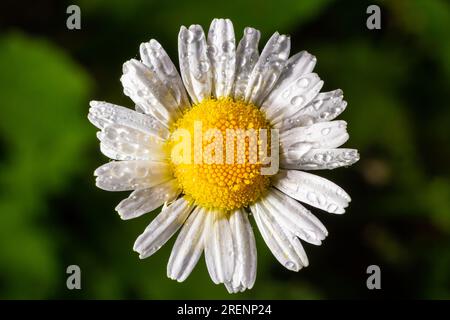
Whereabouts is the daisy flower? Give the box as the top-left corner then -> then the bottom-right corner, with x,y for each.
88,18 -> 359,293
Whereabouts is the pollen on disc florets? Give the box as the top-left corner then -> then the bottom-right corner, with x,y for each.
167,97 -> 272,211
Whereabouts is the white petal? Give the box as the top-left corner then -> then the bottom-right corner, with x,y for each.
94,160 -> 171,191
280,120 -> 349,152
270,51 -> 317,93
204,210 -> 235,284
97,124 -> 166,161
178,25 -> 212,104
277,90 -> 347,130
233,27 -> 260,100
167,206 -> 206,282
207,18 -> 236,98
244,32 -> 290,105
261,50 -> 317,120
140,39 -> 191,112
88,101 -> 169,140
121,59 -> 181,126
261,73 -> 323,124
273,169 -> 351,214
262,188 -> 328,245
281,148 -> 360,171
115,179 -> 180,220
224,282 -> 241,294
227,209 -> 257,292
279,142 -> 314,167
133,197 -> 193,258
250,199 -> 308,271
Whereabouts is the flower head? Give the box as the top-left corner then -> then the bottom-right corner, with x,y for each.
89,18 -> 359,293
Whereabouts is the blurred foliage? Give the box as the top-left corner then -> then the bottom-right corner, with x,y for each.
0,33 -> 91,298
0,0 -> 449,299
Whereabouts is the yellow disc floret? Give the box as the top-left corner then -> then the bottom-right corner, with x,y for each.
167,97 -> 271,211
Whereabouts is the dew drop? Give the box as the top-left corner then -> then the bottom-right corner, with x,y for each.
285,261 -> 296,270
105,128 -> 118,140
207,44 -> 218,58
239,56 -> 248,68
199,61 -> 210,73
324,153 -> 332,162
141,47 -> 148,58
321,127 -> 331,136
281,88 -> 291,99
306,192 -> 317,203
320,112 -> 330,119
296,78 -> 309,88
290,95 -> 304,107
183,31 -> 194,43
222,40 -> 234,53
314,153 -> 324,162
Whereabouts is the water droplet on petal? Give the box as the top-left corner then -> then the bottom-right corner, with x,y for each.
285,261 -> 296,270
296,78 -> 309,88
321,127 -> 331,136
222,40 -> 234,53
307,192 -> 317,203
245,28 -> 254,35
200,61 -> 210,73
290,95 -> 304,107
281,88 -> 291,99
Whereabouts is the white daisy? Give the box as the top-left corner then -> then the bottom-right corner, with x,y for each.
88,18 -> 359,293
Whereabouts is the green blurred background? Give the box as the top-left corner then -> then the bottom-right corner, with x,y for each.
0,0 -> 449,299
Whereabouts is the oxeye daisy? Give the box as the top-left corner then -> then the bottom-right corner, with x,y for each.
88,18 -> 359,293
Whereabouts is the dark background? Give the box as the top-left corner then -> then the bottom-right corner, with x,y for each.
0,0 -> 449,299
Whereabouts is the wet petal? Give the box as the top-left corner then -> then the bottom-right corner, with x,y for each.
204,211 -> 235,284
121,59 -> 181,126
97,124 -> 166,161
116,179 -> 180,220
178,25 -> 212,103
140,39 -> 190,111
261,73 -> 323,124
280,120 -> 349,151
167,206 -> 207,282
133,197 -> 194,258
251,199 -> 309,271
244,32 -> 290,105
88,101 -> 169,140
207,18 -> 236,98
277,90 -> 347,130
281,148 -> 360,171
273,169 -> 351,214
226,209 -> 257,292
94,160 -> 171,191
270,50 -> 317,93
233,27 -> 260,100
263,188 -> 328,245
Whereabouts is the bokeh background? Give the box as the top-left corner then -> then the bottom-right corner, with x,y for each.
1,0 -> 449,299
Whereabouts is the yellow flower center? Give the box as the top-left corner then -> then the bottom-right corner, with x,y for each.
167,97 -> 272,211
